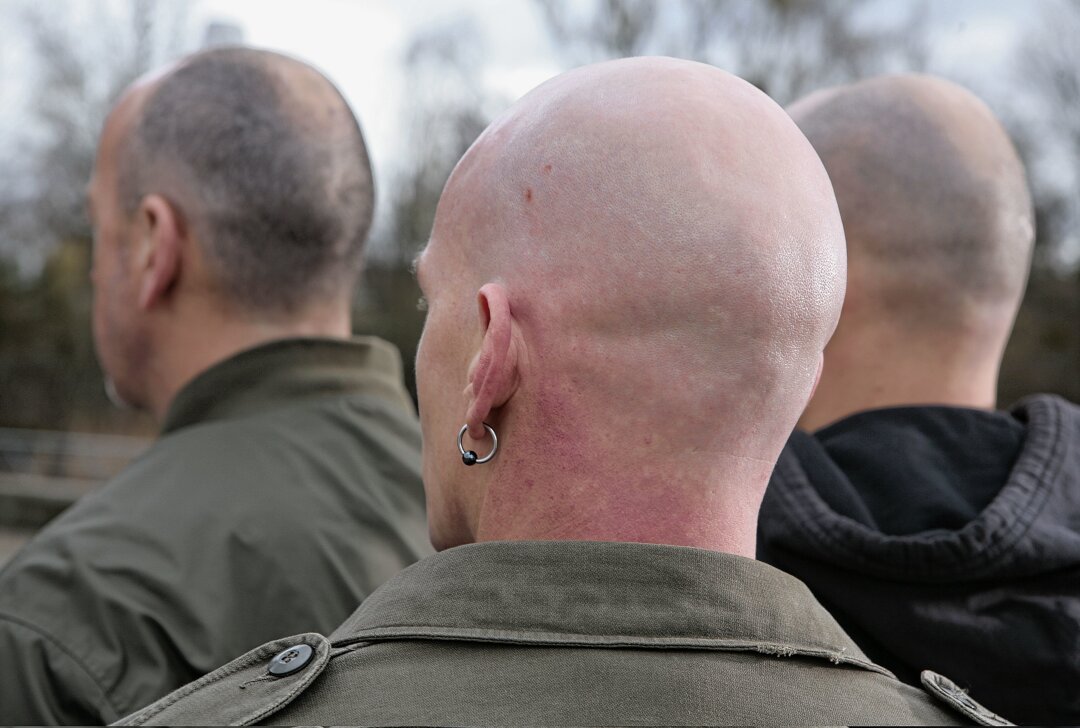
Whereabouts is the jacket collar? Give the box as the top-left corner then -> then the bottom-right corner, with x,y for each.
330,539 -> 888,676
161,336 -> 413,435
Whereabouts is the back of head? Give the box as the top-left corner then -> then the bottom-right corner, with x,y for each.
121,46 -> 374,316
789,74 -> 1034,334
416,57 -> 846,551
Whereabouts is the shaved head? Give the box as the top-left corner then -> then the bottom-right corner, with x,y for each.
416,57 -> 846,552
789,74 -> 1034,326
448,58 -> 842,439
787,75 -> 1036,429
118,47 -> 373,316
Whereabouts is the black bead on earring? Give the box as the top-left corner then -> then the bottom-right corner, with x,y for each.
462,450 -> 478,466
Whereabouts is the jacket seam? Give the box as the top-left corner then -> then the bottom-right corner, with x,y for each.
330,629 -> 890,676
120,634 -> 328,726
240,671 -> 322,725
0,610 -> 120,721
123,651 -> 271,725
122,648 -> 261,721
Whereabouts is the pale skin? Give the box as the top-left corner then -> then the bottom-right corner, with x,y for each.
789,75 -> 1035,431
415,57 -> 847,557
800,297 -> 1007,431
88,67 -> 351,424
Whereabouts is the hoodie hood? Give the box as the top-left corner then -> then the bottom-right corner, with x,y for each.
758,394 -> 1080,724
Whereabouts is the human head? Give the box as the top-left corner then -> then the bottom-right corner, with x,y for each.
415,57 -> 846,552
787,74 -> 1034,427
88,47 -> 373,413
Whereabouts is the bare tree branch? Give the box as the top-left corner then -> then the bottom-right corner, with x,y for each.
533,0 -> 929,103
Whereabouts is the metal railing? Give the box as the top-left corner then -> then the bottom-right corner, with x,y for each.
0,428 -> 150,530
0,427 -> 150,480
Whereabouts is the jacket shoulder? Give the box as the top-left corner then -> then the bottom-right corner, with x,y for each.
920,671 -> 1013,726
114,641 -> 1013,726
0,613 -> 118,724
113,633 -> 331,726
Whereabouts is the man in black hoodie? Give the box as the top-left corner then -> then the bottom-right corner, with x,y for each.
758,73 -> 1080,725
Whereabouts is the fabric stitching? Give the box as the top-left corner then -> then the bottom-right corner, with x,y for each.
330,628 -> 890,677
240,665 -> 328,726
123,651 -> 271,726
922,671 -> 1012,726
120,635 -> 327,726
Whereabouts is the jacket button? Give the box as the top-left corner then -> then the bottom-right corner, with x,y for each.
267,644 -> 314,677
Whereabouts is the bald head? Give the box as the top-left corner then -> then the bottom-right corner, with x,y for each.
789,74 -> 1034,328
117,47 -> 373,315
456,57 -> 841,438
417,58 -> 846,550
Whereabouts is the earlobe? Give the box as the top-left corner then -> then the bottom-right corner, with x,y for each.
136,195 -> 182,310
464,283 -> 519,439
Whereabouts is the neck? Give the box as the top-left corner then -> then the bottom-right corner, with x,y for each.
801,322 -> 1004,431
472,439 -> 771,559
143,300 -> 351,424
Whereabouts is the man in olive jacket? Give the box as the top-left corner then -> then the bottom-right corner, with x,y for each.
116,58 -> 1003,727
0,47 -> 431,724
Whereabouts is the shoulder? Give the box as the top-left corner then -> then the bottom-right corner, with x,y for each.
114,635 -> 1013,726
0,611 -> 119,724
114,633 -> 332,726
113,403 -> 419,517
1009,393 -> 1080,491
0,394 -> 425,605
1011,393 -> 1080,431
0,447 -> 228,715
920,670 -> 1012,726
142,394 -> 422,493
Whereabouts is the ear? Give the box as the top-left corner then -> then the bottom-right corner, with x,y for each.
133,194 -> 183,310
464,283 -> 520,440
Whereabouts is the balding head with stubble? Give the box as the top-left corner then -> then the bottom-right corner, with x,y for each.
119,47 -> 374,315
415,58 -> 846,555
89,47 -> 373,420
789,75 -> 1035,430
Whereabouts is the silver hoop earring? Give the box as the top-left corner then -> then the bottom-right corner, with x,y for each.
458,423 -> 498,466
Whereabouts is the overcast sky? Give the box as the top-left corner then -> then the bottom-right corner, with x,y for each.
0,0 -> 1039,178
0,0 -> 1047,268
194,0 -> 559,189
188,0 -> 1033,189
0,0 -> 1043,169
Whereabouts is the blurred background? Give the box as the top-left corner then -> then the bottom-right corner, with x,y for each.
0,1 -> 1077,552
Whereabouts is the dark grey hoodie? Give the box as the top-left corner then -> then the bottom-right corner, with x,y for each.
758,395 -> 1080,725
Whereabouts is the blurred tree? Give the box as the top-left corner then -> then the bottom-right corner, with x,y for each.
0,241 -> 98,430
537,0 -> 658,58
359,18 -> 500,399
1017,0 -> 1080,272
4,0 -> 193,269
1000,269 -> 1080,405
376,18 -> 494,267
0,0 -> 194,431
999,0 -> 1080,404
534,0 -> 928,103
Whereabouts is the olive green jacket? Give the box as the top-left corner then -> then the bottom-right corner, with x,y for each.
0,337 -> 432,725
116,541 -> 1008,726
